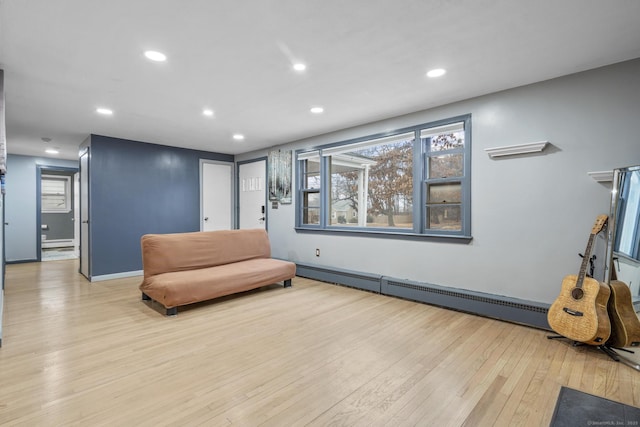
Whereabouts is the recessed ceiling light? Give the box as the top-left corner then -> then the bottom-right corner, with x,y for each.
233,134 -> 245,141
310,106 -> 324,114
144,50 -> 167,62
202,109 -> 214,117
45,148 -> 59,155
96,107 -> 113,115
293,63 -> 307,72
426,68 -> 446,78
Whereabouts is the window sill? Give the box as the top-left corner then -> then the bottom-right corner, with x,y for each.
614,251 -> 640,265
294,226 -> 473,243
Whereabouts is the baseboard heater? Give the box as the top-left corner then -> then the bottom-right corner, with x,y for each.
296,263 -> 381,293
296,263 -> 551,330
41,239 -> 75,249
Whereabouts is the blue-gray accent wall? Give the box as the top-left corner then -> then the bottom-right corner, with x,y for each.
87,134 -> 233,277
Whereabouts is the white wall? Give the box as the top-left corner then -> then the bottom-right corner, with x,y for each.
5,154 -> 78,262
237,58 -> 640,304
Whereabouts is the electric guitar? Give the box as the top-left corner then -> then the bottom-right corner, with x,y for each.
607,278 -> 640,348
547,215 -> 611,345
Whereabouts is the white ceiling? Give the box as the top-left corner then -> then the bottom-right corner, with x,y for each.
1,0 -> 640,161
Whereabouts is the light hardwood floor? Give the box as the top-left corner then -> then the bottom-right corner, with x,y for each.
1,260 -> 638,426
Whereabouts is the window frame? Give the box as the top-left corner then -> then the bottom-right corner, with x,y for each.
422,120 -> 471,237
614,168 -> 640,261
295,114 -> 472,240
298,151 -> 322,228
41,174 -> 72,213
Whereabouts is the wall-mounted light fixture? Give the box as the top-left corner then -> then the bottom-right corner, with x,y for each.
484,141 -> 548,158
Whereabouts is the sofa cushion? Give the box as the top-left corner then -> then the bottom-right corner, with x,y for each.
141,228 -> 271,278
140,258 -> 296,308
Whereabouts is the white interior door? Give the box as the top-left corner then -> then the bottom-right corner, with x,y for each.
239,160 -> 267,229
79,151 -> 89,278
201,161 -> 233,231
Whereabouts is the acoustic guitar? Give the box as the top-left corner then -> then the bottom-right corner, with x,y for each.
607,279 -> 640,348
547,215 -> 611,345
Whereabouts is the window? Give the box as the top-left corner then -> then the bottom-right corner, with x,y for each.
326,132 -> 414,228
422,122 -> 466,232
41,175 -> 71,213
296,115 -> 471,238
299,151 -> 321,226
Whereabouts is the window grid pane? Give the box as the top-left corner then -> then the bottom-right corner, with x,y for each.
303,207 -> 320,225
427,205 -> 462,231
302,157 -> 321,190
428,130 -> 465,152
429,153 -> 463,179
328,136 -> 414,229
427,182 -> 462,204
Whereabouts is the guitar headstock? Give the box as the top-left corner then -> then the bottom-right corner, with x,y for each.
591,214 -> 609,234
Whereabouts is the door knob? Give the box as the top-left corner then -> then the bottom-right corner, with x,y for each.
204,217 -> 209,221
259,217 -> 265,221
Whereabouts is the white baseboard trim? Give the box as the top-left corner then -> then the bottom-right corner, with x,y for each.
90,270 -> 143,282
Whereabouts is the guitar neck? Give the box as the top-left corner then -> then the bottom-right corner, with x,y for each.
576,233 -> 596,288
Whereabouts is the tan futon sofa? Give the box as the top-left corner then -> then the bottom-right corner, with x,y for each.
139,229 -> 296,315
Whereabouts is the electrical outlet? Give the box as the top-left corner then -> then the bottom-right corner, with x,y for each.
315,248 -> 320,257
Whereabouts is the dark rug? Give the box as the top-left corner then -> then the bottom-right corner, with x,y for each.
550,386 -> 640,426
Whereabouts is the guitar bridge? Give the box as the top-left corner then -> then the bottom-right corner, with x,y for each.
562,307 -> 584,317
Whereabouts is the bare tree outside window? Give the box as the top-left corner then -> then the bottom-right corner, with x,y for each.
329,138 -> 413,228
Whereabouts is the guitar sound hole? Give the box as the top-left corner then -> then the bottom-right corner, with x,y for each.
571,288 -> 584,300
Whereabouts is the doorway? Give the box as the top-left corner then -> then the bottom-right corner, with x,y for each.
79,150 -> 89,278
238,158 -> 267,229
38,166 -> 79,262
200,160 -> 234,231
